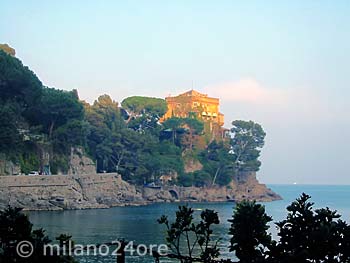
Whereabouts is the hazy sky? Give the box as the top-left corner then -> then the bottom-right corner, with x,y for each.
1,0 -> 349,184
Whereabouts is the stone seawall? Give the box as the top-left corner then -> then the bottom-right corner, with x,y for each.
0,172 -> 281,211
0,173 -> 143,210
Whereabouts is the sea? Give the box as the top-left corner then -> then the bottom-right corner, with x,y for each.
28,185 -> 350,263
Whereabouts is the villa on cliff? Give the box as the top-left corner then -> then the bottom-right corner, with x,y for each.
161,90 -> 228,139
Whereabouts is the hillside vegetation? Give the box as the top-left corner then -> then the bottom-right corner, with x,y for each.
0,49 -> 265,186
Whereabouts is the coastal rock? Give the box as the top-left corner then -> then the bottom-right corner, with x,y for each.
0,173 -> 143,211
140,171 -> 281,204
228,171 -> 282,202
68,148 -> 97,175
0,171 -> 281,211
0,158 -> 21,176
183,157 -> 203,173
142,187 -> 175,202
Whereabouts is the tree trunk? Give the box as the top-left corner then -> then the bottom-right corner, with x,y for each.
212,167 -> 221,186
189,129 -> 193,150
49,120 -> 55,139
116,151 -> 124,172
172,129 -> 176,144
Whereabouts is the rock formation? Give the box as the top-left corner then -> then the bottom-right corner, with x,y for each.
0,173 -> 143,211
0,171 -> 281,211
0,158 -> 21,176
142,171 -> 281,203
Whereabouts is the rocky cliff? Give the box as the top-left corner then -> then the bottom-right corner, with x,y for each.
142,171 -> 281,203
0,173 -> 143,211
0,172 -> 281,211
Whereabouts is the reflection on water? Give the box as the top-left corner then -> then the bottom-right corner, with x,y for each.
28,185 -> 350,262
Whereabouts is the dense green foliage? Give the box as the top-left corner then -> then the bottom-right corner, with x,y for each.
84,95 -> 184,184
199,141 -> 233,186
229,201 -> 272,262
32,88 -> 84,139
230,120 -> 266,172
0,50 -> 42,154
160,194 -> 350,263
121,96 -> 167,117
0,52 -> 266,186
121,96 -> 167,133
0,51 -> 86,173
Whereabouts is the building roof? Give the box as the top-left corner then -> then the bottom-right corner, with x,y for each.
178,89 -> 208,97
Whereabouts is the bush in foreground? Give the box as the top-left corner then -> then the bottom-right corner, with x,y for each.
159,193 -> 350,263
0,207 -> 76,263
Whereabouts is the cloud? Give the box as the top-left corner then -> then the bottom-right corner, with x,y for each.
202,78 -> 349,184
203,78 -> 337,123
203,78 -> 288,105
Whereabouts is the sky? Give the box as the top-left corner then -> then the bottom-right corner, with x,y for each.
1,0 -> 349,184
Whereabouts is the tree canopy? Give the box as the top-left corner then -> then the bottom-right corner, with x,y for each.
0,52 -> 267,186
121,96 -> 167,117
34,87 -> 84,139
230,120 -> 266,172
0,50 -> 42,108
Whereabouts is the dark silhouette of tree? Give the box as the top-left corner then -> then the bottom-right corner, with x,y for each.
158,194 -> 350,263
269,193 -> 350,263
228,200 -> 272,263
158,205 -> 220,262
0,206 -> 77,263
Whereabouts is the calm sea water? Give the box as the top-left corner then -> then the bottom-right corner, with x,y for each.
28,185 -> 350,262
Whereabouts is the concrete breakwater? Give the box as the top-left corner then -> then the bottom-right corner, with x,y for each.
0,172 -> 281,211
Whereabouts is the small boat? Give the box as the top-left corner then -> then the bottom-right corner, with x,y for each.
226,195 -> 236,202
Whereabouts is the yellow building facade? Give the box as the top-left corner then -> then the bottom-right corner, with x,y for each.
162,89 -> 225,127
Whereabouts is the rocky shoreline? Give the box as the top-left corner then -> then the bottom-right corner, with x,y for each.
0,172 -> 281,211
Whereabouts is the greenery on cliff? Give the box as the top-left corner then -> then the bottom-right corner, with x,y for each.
0,48 -> 266,186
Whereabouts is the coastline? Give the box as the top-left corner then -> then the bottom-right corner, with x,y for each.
0,172 -> 281,211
